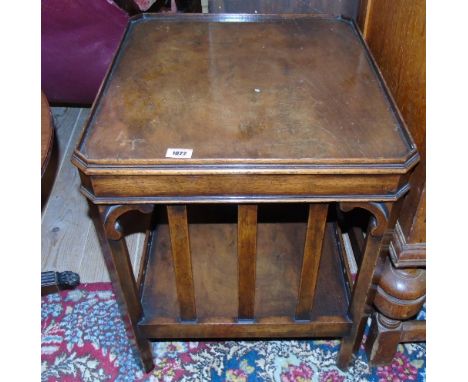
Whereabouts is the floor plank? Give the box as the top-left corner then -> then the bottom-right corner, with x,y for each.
41,107 -> 145,283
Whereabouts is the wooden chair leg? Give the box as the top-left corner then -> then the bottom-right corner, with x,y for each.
366,313 -> 403,365
367,256 -> 426,365
91,202 -> 155,373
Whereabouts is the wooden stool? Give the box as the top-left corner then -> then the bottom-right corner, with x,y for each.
72,14 -> 419,372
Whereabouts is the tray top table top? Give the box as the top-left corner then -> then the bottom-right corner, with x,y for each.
74,14 -> 417,174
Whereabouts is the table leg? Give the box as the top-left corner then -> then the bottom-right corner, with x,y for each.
336,201 -> 393,369
89,202 -> 155,373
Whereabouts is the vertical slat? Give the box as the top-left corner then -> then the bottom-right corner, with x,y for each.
237,204 -> 258,320
295,203 -> 329,320
167,205 -> 197,321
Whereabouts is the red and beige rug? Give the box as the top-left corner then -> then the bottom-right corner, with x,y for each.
41,283 -> 425,381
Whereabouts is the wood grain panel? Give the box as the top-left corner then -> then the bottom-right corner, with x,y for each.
359,0 -> 426,244
78,16 -> 414,165
91,174 -> 401,197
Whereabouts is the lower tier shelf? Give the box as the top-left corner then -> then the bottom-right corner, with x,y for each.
139,204 -> 351,339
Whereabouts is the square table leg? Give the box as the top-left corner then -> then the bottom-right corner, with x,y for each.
88,201 -> 155,373
336,201 -> 397,369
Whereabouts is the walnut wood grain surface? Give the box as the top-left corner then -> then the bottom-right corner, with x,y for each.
359,0 -> 426,244
77,14 -> 415,168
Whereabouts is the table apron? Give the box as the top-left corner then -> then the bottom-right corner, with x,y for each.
85,173 -> 403,201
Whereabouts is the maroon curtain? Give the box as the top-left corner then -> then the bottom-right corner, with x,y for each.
41,0 -> 129,105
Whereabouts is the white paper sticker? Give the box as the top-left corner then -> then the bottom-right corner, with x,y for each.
165,148 -> 193,159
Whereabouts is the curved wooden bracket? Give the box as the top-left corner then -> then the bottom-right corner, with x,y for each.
100,204 -> 154,240
339,202 -> 389,237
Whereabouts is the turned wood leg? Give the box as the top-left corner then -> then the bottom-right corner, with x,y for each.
365,256 -> 426,365
366,313 -> 404,364
336,202 -> 391,369
89,202 -> 155,373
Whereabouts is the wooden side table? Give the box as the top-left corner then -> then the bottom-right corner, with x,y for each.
72,14 -> 418,372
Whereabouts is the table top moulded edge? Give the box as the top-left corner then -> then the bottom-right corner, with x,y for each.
71,14 -> 419,205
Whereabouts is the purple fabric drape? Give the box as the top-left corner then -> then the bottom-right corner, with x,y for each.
41,0 -> 128,105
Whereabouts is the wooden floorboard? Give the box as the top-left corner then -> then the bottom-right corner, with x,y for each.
41,107 -> 145,283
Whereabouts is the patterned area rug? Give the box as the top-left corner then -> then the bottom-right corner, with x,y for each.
41,283 -> 425,381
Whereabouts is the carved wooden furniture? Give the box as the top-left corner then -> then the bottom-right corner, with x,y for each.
358,0 -> 426,364
339,208 -> 426,365
72,14 -> 419,372
364,246 -> 425,364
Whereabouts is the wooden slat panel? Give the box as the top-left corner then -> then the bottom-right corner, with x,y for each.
295,203 -> 328,320
237,204 -> 258,320
167,205 -> 197,321
359,0 -> 426,245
